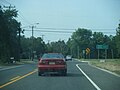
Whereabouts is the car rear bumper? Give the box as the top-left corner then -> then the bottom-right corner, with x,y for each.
66,59 -> 72,61
38,65 -> 66,72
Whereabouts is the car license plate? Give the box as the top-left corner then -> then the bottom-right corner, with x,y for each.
49,62 -> 55,65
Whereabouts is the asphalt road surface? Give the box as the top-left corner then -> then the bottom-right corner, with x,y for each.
0,59 -> 120,90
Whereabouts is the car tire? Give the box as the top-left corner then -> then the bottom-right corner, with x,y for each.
38,72 -> 42,76
62,69 -> 67,76
63,72 -> 67,76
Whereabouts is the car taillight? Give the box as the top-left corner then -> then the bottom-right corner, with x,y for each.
38,58 -> 41,61
39,60 -> 48,65
56,60 -> 66,65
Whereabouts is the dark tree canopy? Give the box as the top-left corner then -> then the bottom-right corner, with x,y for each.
0,7 -> 21,63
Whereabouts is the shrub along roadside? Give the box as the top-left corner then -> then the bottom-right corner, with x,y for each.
0,59 -> 35,66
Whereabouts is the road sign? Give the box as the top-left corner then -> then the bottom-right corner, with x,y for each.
96,45 -> 108,59
86,48 -> 90,54
96,45 -> 108,49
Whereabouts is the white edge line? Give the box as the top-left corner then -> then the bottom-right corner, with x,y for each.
76,64 -> 101,90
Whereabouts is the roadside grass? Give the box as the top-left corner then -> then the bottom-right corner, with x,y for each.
20,59 -> 36,64
80,59 -> 120,75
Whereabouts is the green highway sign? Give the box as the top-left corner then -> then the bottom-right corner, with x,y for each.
96,45 -> 108,49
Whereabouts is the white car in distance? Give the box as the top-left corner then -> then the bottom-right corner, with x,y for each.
66,55 -> 72,61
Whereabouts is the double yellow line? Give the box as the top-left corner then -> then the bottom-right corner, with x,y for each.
0,69 -> 37,89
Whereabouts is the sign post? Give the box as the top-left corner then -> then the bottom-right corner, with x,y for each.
82,50 -> 85,59
96,45 -> 108,59
98,49 -> 99,59
86,48 -> 90,59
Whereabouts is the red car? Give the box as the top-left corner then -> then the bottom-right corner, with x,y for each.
38,53 -> 67,76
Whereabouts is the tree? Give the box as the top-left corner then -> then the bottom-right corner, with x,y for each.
67,28 -> 116,59
34,37 -> 46,58
71,28 -> 92,58
47,40 -> 68,56
0,7 -> 21,63
115,23 -> 120,58
108,35 -> 117,58
21,36 -> 46,59
66,38 -> 72,55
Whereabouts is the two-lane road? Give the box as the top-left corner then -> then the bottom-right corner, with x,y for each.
0,60 -> 120,90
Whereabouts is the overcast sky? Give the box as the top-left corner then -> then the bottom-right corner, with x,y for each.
0,0 -> 120,43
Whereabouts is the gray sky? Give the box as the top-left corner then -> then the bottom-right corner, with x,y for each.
1,0 -> 120,42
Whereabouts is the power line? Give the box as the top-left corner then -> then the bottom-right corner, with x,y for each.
0,3 -> 4,6
0,0 -> 32,25
24,27 -> 116,30
92,28 -> 116,30
0,0 -> 8,6
0,0 -> 9,5
24,29 -> 73,34
0,0 -> 116,35
23,27 -> 116,31
2,0 -> 11,5
0,0 -> 13,7
24,29 -> 115,34
36,27 -> 75,30
18,11 -> 32,25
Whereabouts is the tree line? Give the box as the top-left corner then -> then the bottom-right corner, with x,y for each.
0,7 -> 120,63
20,24 -> 120,59
67,28 -> 120,59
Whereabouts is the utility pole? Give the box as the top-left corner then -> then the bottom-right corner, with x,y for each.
77,46 -> 79,59
98,49 -> 99,59
18,26 -> 21,61
105,49 -> 107,59
31,23 -> 39,61
70,47 -> 72,56
31,26 -> 35,61
48,40 -> 50,44
41,35 -> 45,40
111,49 -> 114,59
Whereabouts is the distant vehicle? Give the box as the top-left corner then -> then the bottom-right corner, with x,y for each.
66,55 -> 72,61
38,53 -> 67,76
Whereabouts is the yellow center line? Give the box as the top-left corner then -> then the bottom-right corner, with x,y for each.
0,69 -> 37,89
10,76 -> 21,81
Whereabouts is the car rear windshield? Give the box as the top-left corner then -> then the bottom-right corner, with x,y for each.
42,53 -> 64,59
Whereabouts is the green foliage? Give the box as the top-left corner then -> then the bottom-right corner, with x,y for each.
66,28 -> 119,59
46,40 -> 68,56
20,36 -> 46,59
70,28 -> 92,58
0,7 -> 21,63
115,23 -> 120,57
34,37 -> 46,57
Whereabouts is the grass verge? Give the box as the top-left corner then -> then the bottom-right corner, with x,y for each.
81,59 -> 120,75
